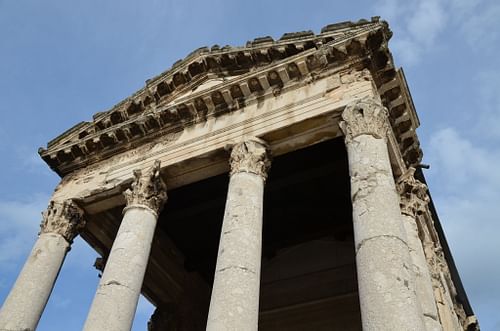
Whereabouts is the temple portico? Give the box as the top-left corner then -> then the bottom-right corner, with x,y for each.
0,18 -> 477,331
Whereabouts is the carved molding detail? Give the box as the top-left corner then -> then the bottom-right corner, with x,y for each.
397,167 -> 430,217
229,138 -> 271,180
41,18 -> 428,178
123,160 -> 168,216
39,200 -> 85,243
339,97 -> 390,142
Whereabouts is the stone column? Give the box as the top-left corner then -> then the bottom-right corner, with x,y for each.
398,168 -> 442,331
339,98 -> 425,331
206,138 -> 271,331
0,200 -> 85,331
83,160 -> 167,331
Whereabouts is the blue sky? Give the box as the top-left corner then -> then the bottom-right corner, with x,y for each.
0,0 -> 498,330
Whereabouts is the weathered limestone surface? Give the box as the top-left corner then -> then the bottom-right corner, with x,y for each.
206,139 -> 270,331
83,161 -> 167,331
340,98 -> 425,331
48,70 -> 381,214
398,169 -> 442,331
0,200 -> 84,331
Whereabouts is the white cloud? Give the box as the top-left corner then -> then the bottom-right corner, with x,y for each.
427,127 -> 500,326
374,0 -> 500,65
407,0 -> 447,46
429,128 -> 500,188
375,0 -> 448,65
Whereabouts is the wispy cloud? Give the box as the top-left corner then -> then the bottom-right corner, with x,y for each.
374,0 -> 500,65
427,126 -> 500,326
375,0 -> 448,65
428,128 -> 500,189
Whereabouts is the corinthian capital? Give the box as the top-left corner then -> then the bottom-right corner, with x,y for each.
397,167 -> 430,217
339,97 -> 390,142
123,160 -> 168,216
229,138 -> 271,180
40,200 -> 85,243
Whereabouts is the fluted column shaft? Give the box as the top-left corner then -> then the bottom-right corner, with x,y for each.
340,98 -> 425,331
398,168 -> 442,331
0,200 -> 84,331
83,160 -> 167,331
206,138 -> 271,331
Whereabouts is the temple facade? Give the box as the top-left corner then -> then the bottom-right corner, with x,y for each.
0,18 -> 479,330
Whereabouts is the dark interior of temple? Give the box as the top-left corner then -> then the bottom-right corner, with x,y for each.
86,137 -> 362,330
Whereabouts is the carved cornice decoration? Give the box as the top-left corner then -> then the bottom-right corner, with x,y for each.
39,200 -> 85,243
229,138 -> 271,180
397,167 -> 430,217
123,160 -> 168,216
39,17 -> 422,174
339,97 -> 390,142
377,68 -> 422,167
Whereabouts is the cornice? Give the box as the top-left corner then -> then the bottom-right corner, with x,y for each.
39,17 -> 421,175
377,68 -> 423,166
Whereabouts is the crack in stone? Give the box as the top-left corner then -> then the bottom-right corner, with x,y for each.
356,234 -> 408,253
101,280 -> 134,292
217,266 -> 256,274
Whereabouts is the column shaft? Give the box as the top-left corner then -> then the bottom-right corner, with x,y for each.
340,98 -> 425,331
83,207 -> 157,331
0,200 -> 84,331
206,139 -> 270,331
398,169 -> 442,330
0,234 -> 68,330
402,214 -> 442,331
83,160 -> 167,331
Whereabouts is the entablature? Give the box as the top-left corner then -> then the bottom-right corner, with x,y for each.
40,17 -> 422,177
50,69 -> 411,217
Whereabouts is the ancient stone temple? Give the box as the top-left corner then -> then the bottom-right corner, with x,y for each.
0,18 -> 479,330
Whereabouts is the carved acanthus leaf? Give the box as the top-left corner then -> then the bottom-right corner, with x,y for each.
229,138 -> 271,180
397,167 -> 430,217
339,97 -> 390,142
39,200 -> 85,243
123,160 -> 168,215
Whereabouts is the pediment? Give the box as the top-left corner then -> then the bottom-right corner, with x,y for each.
40,17 -> 422,176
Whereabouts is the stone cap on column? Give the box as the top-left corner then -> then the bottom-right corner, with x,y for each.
39,199 -> 85,244
339,97 -> 390,142
228,138 -> 271,180
123,160 -> 168,217
397,167 -> 430,217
